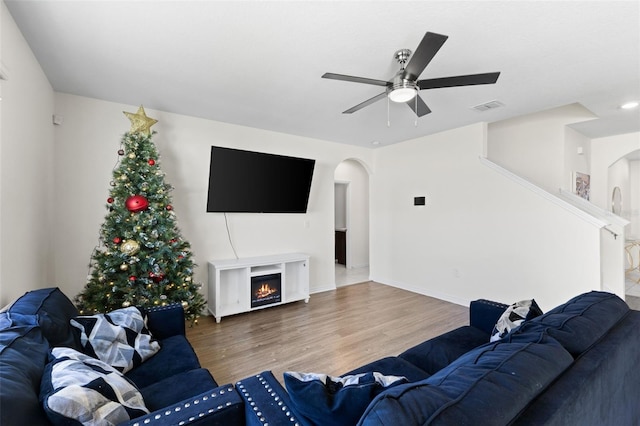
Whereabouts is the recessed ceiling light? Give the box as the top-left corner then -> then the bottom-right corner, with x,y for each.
620,101 -> 639,110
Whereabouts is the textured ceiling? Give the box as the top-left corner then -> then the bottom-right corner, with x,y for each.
5,0 -> 640,148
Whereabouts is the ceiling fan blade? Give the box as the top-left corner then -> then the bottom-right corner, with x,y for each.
418,72 -> 501,90
402,32 -> 448,81
343,92 -> 387,114
406,94 -> 431,117
322,73 -> 389,87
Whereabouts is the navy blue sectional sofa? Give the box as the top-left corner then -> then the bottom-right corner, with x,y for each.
236,291 -> 640,425
2,288 -> 639,425
0,287 -> 244,425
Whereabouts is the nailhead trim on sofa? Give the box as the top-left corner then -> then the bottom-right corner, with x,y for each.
236,373 -> 302,425
128,385 -> 238,425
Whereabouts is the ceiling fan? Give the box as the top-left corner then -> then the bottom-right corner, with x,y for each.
322,31 -> 501,117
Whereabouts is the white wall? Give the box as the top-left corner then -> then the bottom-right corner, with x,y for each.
52,94 -> 373,301
334,183 -> 346,230
0,2 -> 55,306
564,126 -> 591,191
334,159 -> 369,269
487,104 -> 596,193
370,123 -> 602,310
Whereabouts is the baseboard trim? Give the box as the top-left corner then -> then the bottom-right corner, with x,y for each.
370,276 -> 471,307
310,284 -> 336,294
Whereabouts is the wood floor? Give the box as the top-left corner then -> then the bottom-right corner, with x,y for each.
186,281 -> 469,385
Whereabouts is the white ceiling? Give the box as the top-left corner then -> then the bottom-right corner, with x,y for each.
5,1 -> 640,148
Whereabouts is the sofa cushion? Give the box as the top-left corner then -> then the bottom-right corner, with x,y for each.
359,334 -> 573,426
0,323 -> 51,426
506,291 -> 629,356
285,371 -> 407,426
398,326 -> 490,375
345,356 -> 430,382
8,287 -> 80,349
490,299 -> 543,342
40,347 -> 149,426
124,334 -> 201,389
140,368 -> 218,411
71,307 -> 160,373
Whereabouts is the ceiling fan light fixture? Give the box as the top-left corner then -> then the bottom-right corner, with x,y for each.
620,101 -> 639,110
388,86 -> 418,103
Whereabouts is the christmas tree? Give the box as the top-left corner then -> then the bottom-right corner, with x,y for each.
75,106 -> 206,324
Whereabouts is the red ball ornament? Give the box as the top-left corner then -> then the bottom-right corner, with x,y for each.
129,276 -> 137,282
148,159 -> 156,166
107,197 -> 114,204
166,204 -> 173,211
113,237 -> 122,244
149,272 -> 165,283
125,195 -> 149,212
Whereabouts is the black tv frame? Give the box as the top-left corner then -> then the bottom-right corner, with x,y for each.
206,146 -> 315,214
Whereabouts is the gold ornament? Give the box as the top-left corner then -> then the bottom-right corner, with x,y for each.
120,239 -> 140,255
122,301 -> 131,307
128,153 -> 135,159
120,263 -> 129,271
123,105 -> 158,135
181,301 -> 188,309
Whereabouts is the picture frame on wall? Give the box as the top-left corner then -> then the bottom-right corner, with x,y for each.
574,172 -> 591,200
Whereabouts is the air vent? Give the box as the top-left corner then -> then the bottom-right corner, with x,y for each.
471,100 -> 504,112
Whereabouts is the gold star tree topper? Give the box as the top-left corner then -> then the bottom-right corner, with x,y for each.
123,105 -> 158,135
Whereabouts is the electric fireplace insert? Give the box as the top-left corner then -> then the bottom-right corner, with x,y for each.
251,273 -> 282,308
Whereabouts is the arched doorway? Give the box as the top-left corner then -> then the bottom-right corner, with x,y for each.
616,149 -> 640,296
334,159 -> 370,286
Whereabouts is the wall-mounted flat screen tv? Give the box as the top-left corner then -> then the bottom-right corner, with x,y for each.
206,146 -> 315,213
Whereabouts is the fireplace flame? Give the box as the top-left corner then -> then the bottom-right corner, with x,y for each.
256,283 -> 278,299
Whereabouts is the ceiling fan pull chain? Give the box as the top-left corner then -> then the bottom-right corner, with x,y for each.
415,96 -> 418,127
387,96 -> 391,127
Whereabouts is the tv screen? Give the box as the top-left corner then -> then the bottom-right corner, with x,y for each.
206,146 -> 315,213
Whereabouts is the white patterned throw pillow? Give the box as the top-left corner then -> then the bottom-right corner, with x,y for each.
490,299 -> 543,342
71,306 -> 160,373
40,347 -> 149,426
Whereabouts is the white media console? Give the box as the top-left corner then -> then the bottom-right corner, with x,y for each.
207,253 -> 310,323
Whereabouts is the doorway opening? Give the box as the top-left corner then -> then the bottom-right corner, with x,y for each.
334,159 -> 370,287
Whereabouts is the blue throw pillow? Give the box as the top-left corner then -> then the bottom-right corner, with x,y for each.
40,347 -> 149,425
71,307 -> 160,373
0,324 -> 51,425
8,287 -> 80,348
284,371 -> 407,426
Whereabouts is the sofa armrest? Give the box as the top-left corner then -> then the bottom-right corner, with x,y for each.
119,384 -> 245,426
143,303 -> 186,340
236,371 -> 308,426
469,299 -> 508,335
